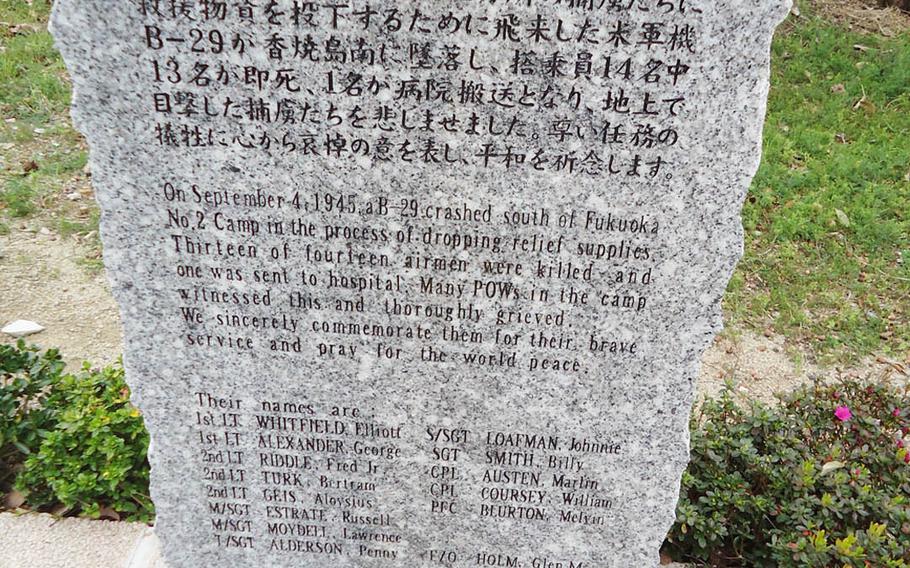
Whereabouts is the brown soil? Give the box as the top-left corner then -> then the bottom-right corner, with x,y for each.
0,225 -> 120,368
698,329 -> 907,404
805,0 -> 910,35
882,0 -> 910,11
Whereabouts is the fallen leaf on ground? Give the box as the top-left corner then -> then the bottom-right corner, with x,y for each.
834,208 -> 850,227
2,490 -> 25,509
853,96 -> 876,113
50,504 -> 70,517
98,506 -> 120,521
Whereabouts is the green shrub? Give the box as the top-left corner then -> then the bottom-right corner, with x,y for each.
12,360 -> 153,522
0,341 -> 64,489
6,339 -> 910,552
666,380 -> 910,567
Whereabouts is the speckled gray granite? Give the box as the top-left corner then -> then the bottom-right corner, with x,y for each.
51,2 -> 788,567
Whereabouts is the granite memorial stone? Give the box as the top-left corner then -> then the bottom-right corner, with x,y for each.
51,1 -> 790,566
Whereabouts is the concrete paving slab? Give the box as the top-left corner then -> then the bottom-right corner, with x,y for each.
0,512 -> 151,568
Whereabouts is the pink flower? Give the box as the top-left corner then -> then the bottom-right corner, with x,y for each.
905,453 -> 910,464
898,439 -> 905,449
835,406 -> 853,422
895,409 -> 902,417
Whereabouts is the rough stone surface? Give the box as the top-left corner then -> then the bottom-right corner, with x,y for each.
2,320 -> 45,338
51,2 -> 788,567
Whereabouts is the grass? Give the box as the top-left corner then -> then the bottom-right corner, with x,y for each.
0,0 -> 95,239
726,11 -> 910,363
0,2 -> 907,363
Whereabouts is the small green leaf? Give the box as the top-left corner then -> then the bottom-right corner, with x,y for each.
834,208 -> 850,227
821,461 -> 845,475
